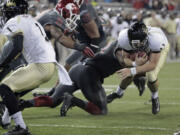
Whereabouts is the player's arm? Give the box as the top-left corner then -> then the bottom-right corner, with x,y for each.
0,32 -> 23,67
115,49 -> 134,67
49,25 -> 94,57
83,20 -> 100,39
135,52 -> 160,73
115,49 -> 147,67
81,10 -> 101,47
118,52 -> 160,79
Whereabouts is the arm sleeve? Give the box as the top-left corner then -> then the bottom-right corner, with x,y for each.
0,33 -> 23,67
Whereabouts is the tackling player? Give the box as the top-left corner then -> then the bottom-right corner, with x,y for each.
33,0 -> 107,97
18,40 -> 147,116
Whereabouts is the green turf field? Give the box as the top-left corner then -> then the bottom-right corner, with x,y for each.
0,62 -> 180,135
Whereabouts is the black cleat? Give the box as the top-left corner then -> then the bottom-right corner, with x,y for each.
2,125 -> 30,135
133,77 -> 146,96
152,97 -> 160,115
107,92 -> 123,103
18,99 -> 33,111
60,93 -> 73,117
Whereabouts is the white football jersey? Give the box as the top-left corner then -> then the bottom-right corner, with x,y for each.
2,14 -> 56,64
117,26 -> 169,52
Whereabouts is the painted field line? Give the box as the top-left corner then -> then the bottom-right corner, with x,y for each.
32,84 -> 180,93
112,101 -> 180,105
28,123 -> 172,131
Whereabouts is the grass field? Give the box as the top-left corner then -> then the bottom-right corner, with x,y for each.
0,61 -> 180,135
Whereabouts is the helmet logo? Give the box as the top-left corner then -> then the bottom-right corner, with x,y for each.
6,0 -> 16,7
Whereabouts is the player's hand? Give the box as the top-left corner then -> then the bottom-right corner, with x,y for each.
74,43 -> 95,58
135,53 -> 148,66
117,68 -> 132,80
82,46 -> 95,58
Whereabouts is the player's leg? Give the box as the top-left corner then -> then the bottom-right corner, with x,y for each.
107,76 -> 133,103
0,63 -> 55,132
32,51 -> 83,97
19,83 -> 78,110
133,74 -> 147,96
146,44 -> 169,115
19,64 -> 81,110
64,50 -> 82,71
61,65 -> 107,116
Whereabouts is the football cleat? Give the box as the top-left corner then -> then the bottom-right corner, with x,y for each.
2,125 -> 30,135
107,92 -> 123,103
60,93 -> 74,116
152,97 -> 160,115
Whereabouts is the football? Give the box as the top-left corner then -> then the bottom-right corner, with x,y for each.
128,51 -> 148,61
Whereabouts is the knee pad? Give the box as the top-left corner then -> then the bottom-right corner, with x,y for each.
147,80 -> 159,92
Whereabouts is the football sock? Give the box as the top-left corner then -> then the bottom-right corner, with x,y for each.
12,111 -> 26,129
151,91 -> 158,99
71,97 -> 102,115
116,86 -> 125,96
0,84 -> 19,115
34,96 -> 53,107
2,107 -> 11,125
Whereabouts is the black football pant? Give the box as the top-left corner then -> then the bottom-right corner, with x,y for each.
52,64 -> 107,114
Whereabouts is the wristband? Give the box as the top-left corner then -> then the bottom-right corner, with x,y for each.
132,61 -> 137,67
130,67 -> 137,76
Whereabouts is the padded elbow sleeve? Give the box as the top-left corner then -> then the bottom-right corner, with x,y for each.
0,34 -> 23,67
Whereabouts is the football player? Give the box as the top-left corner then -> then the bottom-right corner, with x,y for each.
0,2 -> 95,84
61,0 -> 107,71
107,22 -> 170,115
36,2 -> 95,58
18,40 -> 147,116
33,0 -> 107,97
0,0 -> 73,135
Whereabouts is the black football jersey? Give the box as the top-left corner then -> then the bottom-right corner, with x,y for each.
85,41 -> 123,78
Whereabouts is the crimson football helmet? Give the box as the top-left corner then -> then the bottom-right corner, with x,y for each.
56,0 -> 84,8
56,3 -> 80,31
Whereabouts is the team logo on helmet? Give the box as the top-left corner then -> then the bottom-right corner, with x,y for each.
56,3 -> 80,31
2,0 -> 28,22
128,22 -> 148,51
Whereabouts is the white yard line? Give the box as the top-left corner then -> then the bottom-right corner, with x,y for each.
32,84 -> 180,93
28,123 -> 173,131
31,85 -> 180,105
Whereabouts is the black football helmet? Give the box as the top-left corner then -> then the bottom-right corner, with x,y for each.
2,0 -> 28,22
128,22 -> 148,51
